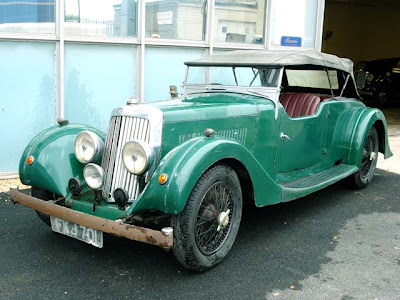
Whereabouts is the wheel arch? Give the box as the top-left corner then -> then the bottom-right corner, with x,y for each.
348,108 -> 393,167
19,124 -> 105,196
208,158 -> 254,207
373,119 -> 388,155
127,137 -> 281,216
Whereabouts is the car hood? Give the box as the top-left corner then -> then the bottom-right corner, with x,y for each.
151,93 -> 263,158
151,93 -> 262,123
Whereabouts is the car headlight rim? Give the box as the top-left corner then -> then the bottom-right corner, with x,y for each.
74,131 -> 104,164
83,163 -> 105,190
122,140 -> 154,175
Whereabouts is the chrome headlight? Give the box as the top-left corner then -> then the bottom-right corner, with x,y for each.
74,131 -> 104,164
122,140 -> 154,175
83,163 -> 105,190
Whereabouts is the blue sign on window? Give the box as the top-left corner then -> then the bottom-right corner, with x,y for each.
281,36 -> 302,47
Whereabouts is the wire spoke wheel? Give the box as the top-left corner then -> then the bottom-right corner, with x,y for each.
360,134 -> 374,179
195,182 -> 233,255
351,126 -> 379,189
172,164 -> 242,272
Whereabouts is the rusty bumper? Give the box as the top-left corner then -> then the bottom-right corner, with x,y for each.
9,186 -> 173,250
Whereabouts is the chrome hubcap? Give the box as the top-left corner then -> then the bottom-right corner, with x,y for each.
370,152 -> 376,161
217,209 -> 230,232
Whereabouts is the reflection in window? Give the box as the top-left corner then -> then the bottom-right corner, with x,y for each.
214,0 -> 265,44
0,0 -> 55,33
187,66 -> 280,87
145,0 -> 206,41
65,0 -> 137,37
270,0 -> 318,48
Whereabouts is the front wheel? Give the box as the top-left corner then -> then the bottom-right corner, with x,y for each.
172,165 -> 242,272
351,126 -> 379,189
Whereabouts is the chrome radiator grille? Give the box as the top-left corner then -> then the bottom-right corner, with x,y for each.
101,115 -> 150,202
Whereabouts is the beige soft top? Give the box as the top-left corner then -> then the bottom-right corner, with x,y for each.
185,50 -> 354,74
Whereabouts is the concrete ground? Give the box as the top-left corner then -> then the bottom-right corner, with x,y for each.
0,105 -> 399,300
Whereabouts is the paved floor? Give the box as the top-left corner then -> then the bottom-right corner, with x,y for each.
1,171 -> 400,300
1,104 -> 399,300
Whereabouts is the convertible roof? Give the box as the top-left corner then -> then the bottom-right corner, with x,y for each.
185,50 -> 354,74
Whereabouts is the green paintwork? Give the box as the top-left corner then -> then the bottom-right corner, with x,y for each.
126,136 -> 282,215
19,92 -> 392,221
65,191 -> 126,221
19,124 -> 105,196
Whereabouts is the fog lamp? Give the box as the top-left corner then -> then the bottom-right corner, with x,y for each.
83,163 -> 105,190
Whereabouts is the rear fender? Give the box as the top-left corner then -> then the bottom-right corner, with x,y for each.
19,124 -> 105,196
126,136 -> 282,215
348,108 -> 393,167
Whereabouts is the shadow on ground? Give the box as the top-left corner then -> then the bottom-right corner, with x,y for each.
0,169 -> 399,300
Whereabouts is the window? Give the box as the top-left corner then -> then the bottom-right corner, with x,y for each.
145,0 -> 206,41
0,0 -> 55,33
270,0 -> 318,48
285,70 -> 339,89
214,0 -> 266,44
187,66 -> 280,87
64,0 -> 137,37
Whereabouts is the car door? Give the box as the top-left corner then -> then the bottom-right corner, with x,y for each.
274,102 -> 329,174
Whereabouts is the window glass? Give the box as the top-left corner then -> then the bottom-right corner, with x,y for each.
187,67 -> 280,87
0,0 -> 55,33
145,0 -> 206,40
286,70 -> 338,89
270,0 -> 318,48
65,44 -> 136,131
144,47 -> 204,102
0,41 -> 55,172
214,0 -> 266,44
65,0 -> 137,37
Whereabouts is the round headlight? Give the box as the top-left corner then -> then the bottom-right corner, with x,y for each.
122,140 -> 154,175
74,131 -> 104,164
83,163 -> 105,190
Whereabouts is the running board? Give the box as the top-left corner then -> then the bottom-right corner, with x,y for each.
280,164 -> 358,202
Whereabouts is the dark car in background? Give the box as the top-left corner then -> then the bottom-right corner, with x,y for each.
355,57 -> 400,106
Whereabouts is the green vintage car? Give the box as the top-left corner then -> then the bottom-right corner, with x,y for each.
10,50 -> 392,272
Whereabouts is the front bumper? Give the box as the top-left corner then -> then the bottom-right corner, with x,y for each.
9,186 -> 173,250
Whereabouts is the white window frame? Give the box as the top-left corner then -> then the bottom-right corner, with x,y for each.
0,0 -> 325,121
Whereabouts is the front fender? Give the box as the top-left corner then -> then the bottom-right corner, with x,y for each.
348,108 -> 393,166
126,136 -> 282,215
19,124 -> 105,196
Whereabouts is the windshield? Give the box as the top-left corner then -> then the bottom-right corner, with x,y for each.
186,66 -> 281,88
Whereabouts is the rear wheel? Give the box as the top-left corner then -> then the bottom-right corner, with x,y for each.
31,187 -> 56,226
172,165 -> 242,272
351,126 -> 379,189
373,86 -> 391,107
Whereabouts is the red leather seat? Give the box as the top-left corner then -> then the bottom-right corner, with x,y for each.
279,93 -> 321,118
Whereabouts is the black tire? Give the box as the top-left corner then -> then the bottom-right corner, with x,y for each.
373,86 -> 391,107
31,187 -> 56,227
351,126 -> 379,189
172,165 -> 242,272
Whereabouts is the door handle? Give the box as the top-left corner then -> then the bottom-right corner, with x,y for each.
280,132 -> 291,141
